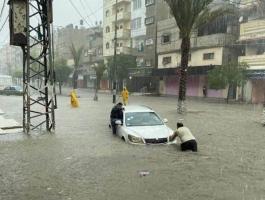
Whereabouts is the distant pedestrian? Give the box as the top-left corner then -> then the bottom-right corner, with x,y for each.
203,85 -> 207,97
169,122 -> 198,152
70,90 -> 79,108
121,87 -> 129,106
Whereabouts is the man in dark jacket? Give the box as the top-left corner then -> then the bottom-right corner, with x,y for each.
110,102 -> 123,134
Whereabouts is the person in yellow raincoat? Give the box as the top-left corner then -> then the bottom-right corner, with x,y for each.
121,87 -> 129,106
70,90 -> 79,108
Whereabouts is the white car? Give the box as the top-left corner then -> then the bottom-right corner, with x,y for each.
112,105 -> 174,144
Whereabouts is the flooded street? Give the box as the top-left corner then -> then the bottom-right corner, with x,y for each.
0,91 -> 265,200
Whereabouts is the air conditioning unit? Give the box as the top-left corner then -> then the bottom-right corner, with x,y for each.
145,39 -> 154,46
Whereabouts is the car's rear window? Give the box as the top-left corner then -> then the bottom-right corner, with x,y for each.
125,112 -> 163,127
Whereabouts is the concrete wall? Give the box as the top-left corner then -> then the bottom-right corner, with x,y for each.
161,75 -> 228,98
158,47 -> 224,68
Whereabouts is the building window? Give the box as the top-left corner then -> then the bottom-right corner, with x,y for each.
105,10 -> 110,17
162,56 -> 172,65
146,60 -> 151,67
137,41 -> 144,52
161,34 -> 171,44
133,0 -> 142,10
106,42 -> 110,49
146,0 -> 155,6
145,17 -> 154,25
132,18 -> 142,30
203,53 -> 214,60
105,26 -> 110,33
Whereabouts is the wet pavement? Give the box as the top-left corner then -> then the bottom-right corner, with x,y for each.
0,90 -> 265,200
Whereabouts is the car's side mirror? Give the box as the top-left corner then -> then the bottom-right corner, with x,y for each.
115,120 -> 122,125
163,118 -> 168,123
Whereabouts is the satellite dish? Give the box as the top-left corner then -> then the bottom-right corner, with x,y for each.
239,16 -> 244,23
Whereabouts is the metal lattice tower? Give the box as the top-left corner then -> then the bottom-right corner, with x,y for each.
9,0 -> 56,133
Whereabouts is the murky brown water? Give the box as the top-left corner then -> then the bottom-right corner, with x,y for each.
0,91 -> 265,200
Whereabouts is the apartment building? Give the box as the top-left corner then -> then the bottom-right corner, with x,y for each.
55,24 -> 103,88
103,0 -> 132,58
155,10 -> 238,98
238,0 -> 265,103
131,0 -> 146,67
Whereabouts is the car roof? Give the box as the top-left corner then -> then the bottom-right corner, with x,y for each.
123,105 -> 154,113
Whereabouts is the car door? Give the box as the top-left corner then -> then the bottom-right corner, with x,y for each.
116,110 -> 127,140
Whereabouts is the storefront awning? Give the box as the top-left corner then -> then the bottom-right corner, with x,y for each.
153,65 -> 215,76
247,70 -> 265,80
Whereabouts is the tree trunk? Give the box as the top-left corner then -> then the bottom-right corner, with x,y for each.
94,78 -> 98,101
73,70 -> 78,89
177,36 -> 191,114
59,82 -> 62,95
226,84 -> 231,104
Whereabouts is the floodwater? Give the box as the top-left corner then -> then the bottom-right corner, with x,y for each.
0,90 -> 265,200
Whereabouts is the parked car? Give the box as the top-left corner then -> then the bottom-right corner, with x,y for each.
0,86 -> 23,96
110,105 -> 174,144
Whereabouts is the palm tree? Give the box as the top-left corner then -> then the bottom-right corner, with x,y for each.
93,62 -> 106,101
164,0 -> 233,113
69,43 -> 84,89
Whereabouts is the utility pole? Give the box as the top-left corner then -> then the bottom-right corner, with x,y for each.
113,0 -> 118,104
9,0 -> 56,134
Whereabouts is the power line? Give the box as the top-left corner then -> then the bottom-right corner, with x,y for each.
68,0 -> 94,27
0,14 -> 8,33
79,0 -> 96,26
0,0 -> 7,22
80,0 -> 99,21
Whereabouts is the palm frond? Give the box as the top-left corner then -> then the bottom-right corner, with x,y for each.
195,6 -> 236,29
164,0 -> 216,37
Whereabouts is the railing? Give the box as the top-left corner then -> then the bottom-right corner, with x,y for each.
157,33 -> 236,53
239,19 -> 265,41
117,46 -> 131,54
239,54 -> 265,70
112,12 -> 131,22
117,29 -> 130,38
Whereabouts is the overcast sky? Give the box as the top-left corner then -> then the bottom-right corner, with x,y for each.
0,0 -> 103,46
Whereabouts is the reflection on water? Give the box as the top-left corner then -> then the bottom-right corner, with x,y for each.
0,94 -> 265,200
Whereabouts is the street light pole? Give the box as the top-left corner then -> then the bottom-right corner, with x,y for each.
113,0 -> 118,104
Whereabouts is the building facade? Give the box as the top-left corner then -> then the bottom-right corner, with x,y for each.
103,0 -> 132,58
156,10 -> 238,98
131,0 -> 146,67
54,24 -> 104,88
238,1 -> 265,103
128,0 -> 169,93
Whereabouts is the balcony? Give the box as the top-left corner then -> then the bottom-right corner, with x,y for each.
239,19 -> 265,41
112,12 -> 131,22
157,33 -> 236,53
238,54 -> 265,70
193,34 -> 236,48
117,46 -> 131,55
128,67 -> 153,77
117,29 -> 130,39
